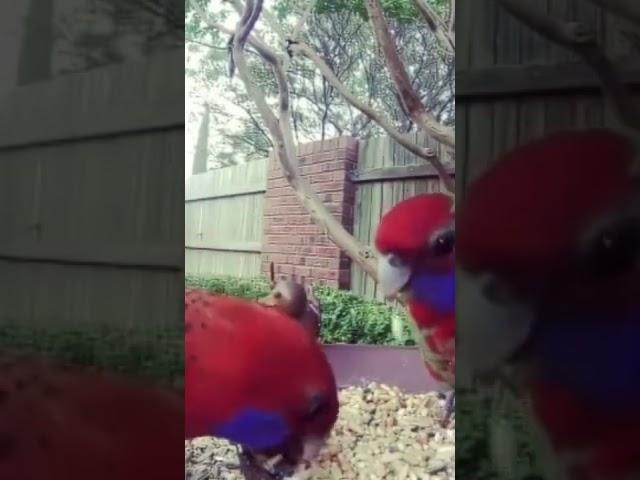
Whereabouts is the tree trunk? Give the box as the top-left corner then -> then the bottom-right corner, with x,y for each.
192,104 -> 211,174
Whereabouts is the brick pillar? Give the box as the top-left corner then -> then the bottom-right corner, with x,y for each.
262,137 -> 358,288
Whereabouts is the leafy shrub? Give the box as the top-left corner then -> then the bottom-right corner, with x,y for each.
0,323 -> 183,388
185,275 -> 415,346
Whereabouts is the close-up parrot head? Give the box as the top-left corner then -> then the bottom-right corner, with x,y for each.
457,128 -> 640,390
374,192 -> 455,311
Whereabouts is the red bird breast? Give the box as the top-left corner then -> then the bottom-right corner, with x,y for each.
0,351 -> 184,480
185,289 -> 338,461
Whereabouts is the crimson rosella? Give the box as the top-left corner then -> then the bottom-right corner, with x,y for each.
185,289 -> 338,476
457,128 -> 640,480
0,350 -> 183,480
374,192 -> 455,424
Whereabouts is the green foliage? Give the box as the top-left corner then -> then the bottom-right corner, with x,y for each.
185,275 -> 415,345
186,0 -> 454,167
315,0 -> 417,23
314,284 -> 413,345
457,385 -> 542,480
312,0 -> 448,23
0,323 -> 183,389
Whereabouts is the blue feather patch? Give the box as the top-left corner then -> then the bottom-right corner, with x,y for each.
535,313 -> 640,409
212,408 -> 290,451
409,270 -> 455,314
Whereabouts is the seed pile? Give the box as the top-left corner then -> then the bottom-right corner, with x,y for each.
185,383 -> 454,480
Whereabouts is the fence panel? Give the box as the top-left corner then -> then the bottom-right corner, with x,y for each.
0,51 -> 184,330
185,159 -> 267,277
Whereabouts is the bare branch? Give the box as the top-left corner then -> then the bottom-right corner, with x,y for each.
412,0 -> 455,53
496,0 -> 640,132
289,41 -> 455,193
583,0 -> 640,27
364,0 -> 455,153
222,0 -> 379,279
209,20 -> 273,61
224,0 -> 286,41
291,2 -> 315,41
448,0 -> 455,34
186,38 -> 227,50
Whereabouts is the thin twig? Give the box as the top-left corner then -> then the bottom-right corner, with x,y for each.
496,0 -> 640,131
364,0 -> 455,151
288,41 -> 454,192
291,2 -> 315,41
412,0 -> 455,53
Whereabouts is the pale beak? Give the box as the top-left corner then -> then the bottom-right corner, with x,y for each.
456,269 -> 535,383
377,253 -> 412,299
301,435 -> 327,462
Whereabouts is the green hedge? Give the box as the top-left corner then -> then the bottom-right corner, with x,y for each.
0,323 -> 183,388
0,275 -> 413,387
186,274 -> 415,346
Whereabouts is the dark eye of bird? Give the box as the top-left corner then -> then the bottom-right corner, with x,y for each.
586,221 -> 639,275
431,229 -> 455,257
302,393 -> 327,422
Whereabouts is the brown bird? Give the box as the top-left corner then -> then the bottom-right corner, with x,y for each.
258,262 -> 322,340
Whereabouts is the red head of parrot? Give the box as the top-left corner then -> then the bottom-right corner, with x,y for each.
457,128 -> 640,402
374,193 -> 455,314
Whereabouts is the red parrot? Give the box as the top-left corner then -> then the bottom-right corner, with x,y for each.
185,289 -> 338,474
0,351 -> 184,480
457,129 -> 640,479
374,192 -> 455,423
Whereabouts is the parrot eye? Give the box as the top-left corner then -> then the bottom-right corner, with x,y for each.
430,229 -> 455,257
302,393 -> 327,422
388,254 -> 405,268
585,221 -> 639,275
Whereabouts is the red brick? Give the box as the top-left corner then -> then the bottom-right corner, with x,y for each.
262,136 -> 360,285
312,268 -> 339,280
276,264 -> 295,275
293,266 -> 312,277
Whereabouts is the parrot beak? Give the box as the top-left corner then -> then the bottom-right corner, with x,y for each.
377,253 -> 412,299
301,435 -> 327,462
456,269 -> 535,383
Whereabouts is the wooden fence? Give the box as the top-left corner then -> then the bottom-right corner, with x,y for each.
456,0 -> 640,198
185,132 -> 454,301
185,159 -> 267,277
0,50 -> 184,330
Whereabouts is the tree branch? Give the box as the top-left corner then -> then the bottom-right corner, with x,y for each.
288,41 -> 455,193
413,0 -> 455,54
186,38 -> 227,50
583,0 -> 640,27
223,0 -> 286,41
291,1 -> 315,41
220,0 -> 379,279
364,0 -> 455,153
496,0 -> 640,132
